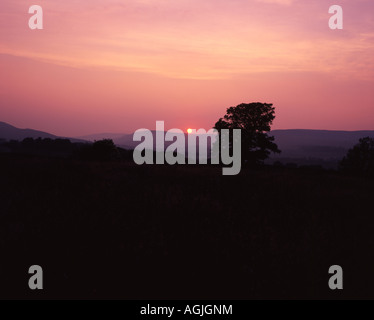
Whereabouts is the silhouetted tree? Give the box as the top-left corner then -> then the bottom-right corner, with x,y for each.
92,139 -> 119,161
214,102 -> 280,165
340,137 -> 374,175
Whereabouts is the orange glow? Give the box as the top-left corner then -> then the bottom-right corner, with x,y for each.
187,128 -> 193,134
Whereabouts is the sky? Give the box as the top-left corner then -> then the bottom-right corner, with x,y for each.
0,0 -> 374,136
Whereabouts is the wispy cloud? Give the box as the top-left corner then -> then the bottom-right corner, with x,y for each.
1,0 -> 374,134
255,0 -> 296,5
1,0 -> 373,80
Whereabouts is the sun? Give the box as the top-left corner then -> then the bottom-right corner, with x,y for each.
187,128 -> 193,134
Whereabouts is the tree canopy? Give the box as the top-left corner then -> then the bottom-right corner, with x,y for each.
340,137 -> 374,175
214,102 -> 280,165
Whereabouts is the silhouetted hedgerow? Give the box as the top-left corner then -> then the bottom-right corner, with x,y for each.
340,137 -> 374,176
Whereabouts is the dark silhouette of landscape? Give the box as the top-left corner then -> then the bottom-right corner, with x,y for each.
0,121 -> 85,143
78,127 -> 374,168
4,121 -> 374,167
1,114 -> 374,299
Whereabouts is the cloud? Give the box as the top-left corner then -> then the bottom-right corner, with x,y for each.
255,0 -> 296,5
1,0 -> 373,80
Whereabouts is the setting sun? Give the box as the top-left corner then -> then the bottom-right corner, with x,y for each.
187,128 -> 193,134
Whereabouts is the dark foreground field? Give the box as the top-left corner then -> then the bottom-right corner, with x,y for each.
1,154 -> 374,299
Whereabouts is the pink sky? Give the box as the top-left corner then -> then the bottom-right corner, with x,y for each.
1,0 -> 374,136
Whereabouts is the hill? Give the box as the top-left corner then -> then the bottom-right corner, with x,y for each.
269,129 -> 374,168
77,128 -> 374,167
0,121 -> 85,143
4,122 -> 374,167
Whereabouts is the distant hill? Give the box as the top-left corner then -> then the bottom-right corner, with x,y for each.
108,128 -> 374,168
268,129 -> 374,168
4,121 -> 374,168
77,133 -> 128,142
75,132 -> 136,149
0,121 -> 86,143
76,131 -> 214,151
76,131 -> 216,160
